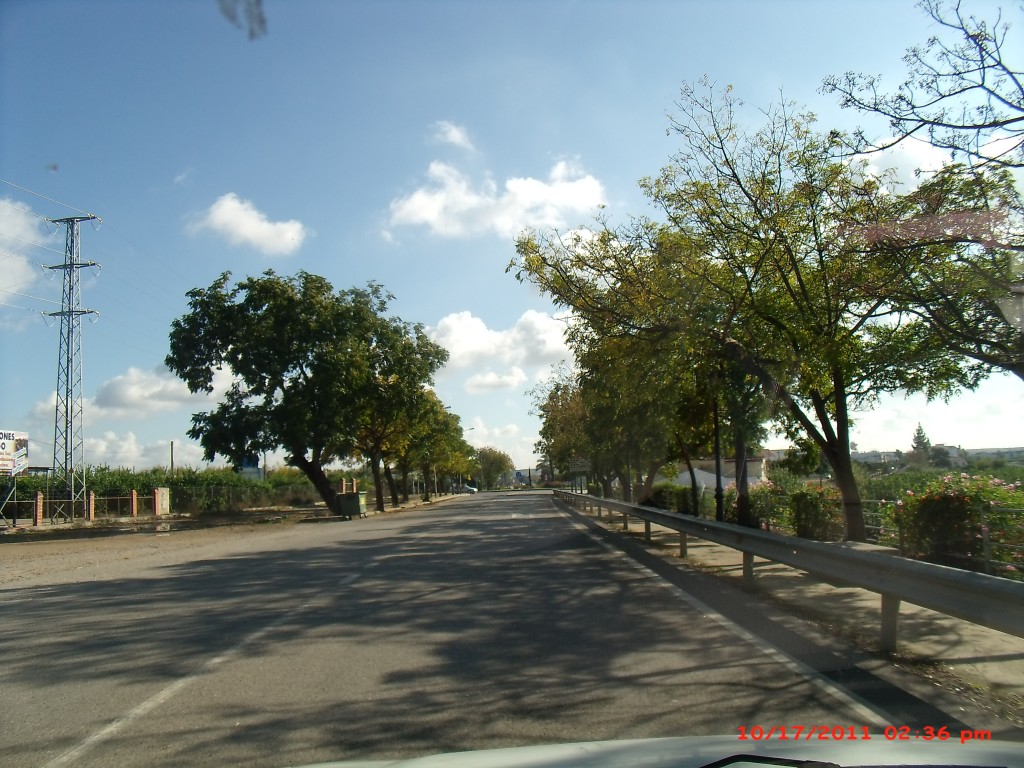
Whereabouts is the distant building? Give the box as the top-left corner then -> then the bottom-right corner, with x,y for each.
962,446 -> 1024,461
670,456 -> 768,489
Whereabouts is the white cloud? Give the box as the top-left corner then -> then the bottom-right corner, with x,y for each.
91,366 -> 201,419
465,366 -> 528,394
173,166 -> 195,186
865,138 -> 951,190
0,198 -> 52,298
190,193 -> 308,256
430,309 -> 570,372
388,159 -> 606,239
84,431 -> 214,469
431,120 -> 476,152
29,365 -> 233,427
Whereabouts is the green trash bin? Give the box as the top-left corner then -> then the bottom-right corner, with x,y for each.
336,492 -> 366,519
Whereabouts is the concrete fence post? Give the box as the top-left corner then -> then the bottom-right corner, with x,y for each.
130,489 -> 138,517
154,487 -> 170,517
34,491 -> 44,527
87,491 -> 96,521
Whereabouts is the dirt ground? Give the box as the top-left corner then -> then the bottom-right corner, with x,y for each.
0,524 -> 294,590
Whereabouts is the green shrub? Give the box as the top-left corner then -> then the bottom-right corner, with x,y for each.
648,482 -> 690,513
748,480 -> 793,532
791,484 -> 844,541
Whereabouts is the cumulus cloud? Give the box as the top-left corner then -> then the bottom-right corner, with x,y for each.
388,159 -> 605,239
85,431 -> 214,469
29,365 -> 233,427
430,309 -> 570,372
0,198 -> 51,297
465,367 -> 528,394
91,366 -> 202,419
865,138 -> 951,190
191,193 -> 307,255
431,120 -> 476,152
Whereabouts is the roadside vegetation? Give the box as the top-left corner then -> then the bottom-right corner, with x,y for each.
512,0 -> 1023,547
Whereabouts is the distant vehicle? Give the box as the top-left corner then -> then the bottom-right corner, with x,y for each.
460,484 -> 478,494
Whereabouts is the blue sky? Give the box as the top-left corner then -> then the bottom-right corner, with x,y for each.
1,0 -> 1020,472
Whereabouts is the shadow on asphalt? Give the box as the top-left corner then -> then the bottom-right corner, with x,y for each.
2,494 -> 1016,766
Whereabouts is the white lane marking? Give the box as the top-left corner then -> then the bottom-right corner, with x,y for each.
41,571 -> 361,768
551,499 -> 891,727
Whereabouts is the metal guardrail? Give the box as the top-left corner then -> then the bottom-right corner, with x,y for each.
553,490 -> 1024,652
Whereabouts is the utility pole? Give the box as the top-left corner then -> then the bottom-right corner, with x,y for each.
46,214 -> 99,521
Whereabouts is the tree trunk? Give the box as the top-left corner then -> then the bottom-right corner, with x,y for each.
637,462 -> 660,505
384,464 -> 399,507
734,433 -> 754,527
830,446 -> 866,542
681,448 -> 700,516
290,453 -> 337,512
398,462 -> 411,503
812,378 -> 866,542
369,456 -> 386,513
420,463 -> 432,501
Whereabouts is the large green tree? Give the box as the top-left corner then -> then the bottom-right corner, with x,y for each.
475,446 -> 515,490
348,310 -> 450,512
514,84 -> 985,541
166,270 -> 447,511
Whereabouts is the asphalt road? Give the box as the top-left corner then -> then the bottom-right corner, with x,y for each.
0,492 -> 1002,767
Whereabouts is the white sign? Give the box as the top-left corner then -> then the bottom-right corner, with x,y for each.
0,431 -> 29,476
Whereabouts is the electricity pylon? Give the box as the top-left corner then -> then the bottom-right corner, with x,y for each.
46,215 -> 99,520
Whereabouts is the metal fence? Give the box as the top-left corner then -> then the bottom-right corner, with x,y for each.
639,488 -> 1023,581
555,490 -> 1024,652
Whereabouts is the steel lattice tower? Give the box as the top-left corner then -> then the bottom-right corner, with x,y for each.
47,215 -> 99,520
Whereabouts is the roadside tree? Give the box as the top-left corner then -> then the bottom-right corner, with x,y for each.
822,0 -> 1024,168
475,447 -> 514,490
166,271 -> 446,512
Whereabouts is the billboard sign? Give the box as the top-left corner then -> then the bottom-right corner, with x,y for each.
0,431 -> 29,476
568,457 -> 592,473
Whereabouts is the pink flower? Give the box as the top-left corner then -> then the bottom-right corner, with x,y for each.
961,473 -> 969,479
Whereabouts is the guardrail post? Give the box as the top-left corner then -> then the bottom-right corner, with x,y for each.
881,593 -> 900,653
87,491 -> 96,521
130,489 -> 138,518
34,491 -> 44,527
644,520 -> 652,542
622,508 -> 629,531
742,551 -> 755,583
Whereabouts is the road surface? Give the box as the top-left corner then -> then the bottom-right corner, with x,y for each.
0,492 -> 1010,767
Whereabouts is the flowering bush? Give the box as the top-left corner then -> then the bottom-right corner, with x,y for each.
891,473 -> 1024,579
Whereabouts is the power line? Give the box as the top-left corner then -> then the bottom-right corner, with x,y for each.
0,198 -> 52,222
0,248 -> 46,266
0,300 -> 38,312
0,178 -> 99,220
0,287 -> 61,305
0,231 -> 65,257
